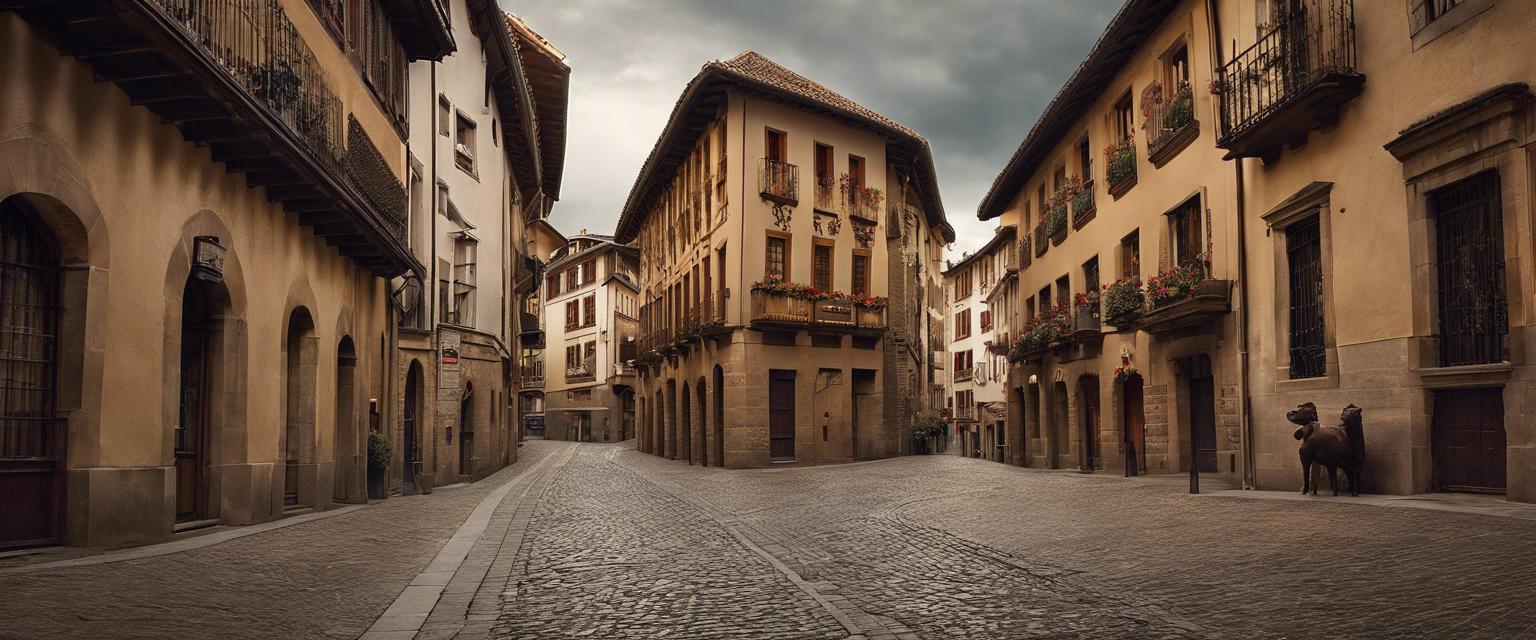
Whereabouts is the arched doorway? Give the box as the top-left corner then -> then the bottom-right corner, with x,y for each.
0,202 -> 65,546
1051,381 -> 1069,469
680,382 -> 693,465
283,308 -> 317,507
403,361 -> 423,494
334,337 -> 358,503
459,381 -> 475,476
177,271 -> 232,521
695,376 -> 708,466
712,366 -> 725,467
1121,373 -> 1145,476
1025,383 -> 1041,467
1078,376 -> 1101,471
621,390 -> 635,442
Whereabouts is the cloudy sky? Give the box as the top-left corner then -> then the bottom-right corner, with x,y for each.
504,0 -> 1123,257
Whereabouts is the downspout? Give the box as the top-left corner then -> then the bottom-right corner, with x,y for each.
429,61 -> 440,482
738,94 -> 747,328
1207,0 -> 1254,490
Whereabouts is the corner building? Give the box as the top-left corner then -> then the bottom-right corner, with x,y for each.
617,52 -> 954,468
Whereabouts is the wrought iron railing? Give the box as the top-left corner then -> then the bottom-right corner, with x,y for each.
814,177 -> 839,211
1217,0 -> 1357,144
1019,232 -> 1033,269
750,290 -> 885,332
1145,82 -> 1195,157
149,0 -> 408,242
954,367 -> 973,383
759,158 -> 798,203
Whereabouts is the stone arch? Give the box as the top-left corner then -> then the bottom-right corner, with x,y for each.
1077,374 -> 1102,471
402,358 -> 425,493
281,306 -> 318,509
696,376 -> 708,466
161,210 -> 250,524
680,381 -> 693,465
333,335 -> 360,503
712,366 -> 725,467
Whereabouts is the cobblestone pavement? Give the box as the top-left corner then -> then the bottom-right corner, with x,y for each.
5,441 -> 1536,639
0,442 -> 560,640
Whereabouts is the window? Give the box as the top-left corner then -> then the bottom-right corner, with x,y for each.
1170,197 -> 1203,268
1423,0 -> 1465,23
954,309 -> 971,340
955,269 -> 972,299
1165,42 -> 1190,87
765,235 -> 787,279
1038,286 -> 1051,311
1025,296 -> 1036,321
812,242 -> 833,292
852,252 -> 870,296
565,300 -> 579,330
452,237 -> 477,326
1055,275 -> 1070,308
453,114 -> 476,173
1053,164 -> 1067,193
308,0 -> 345,39
848,155 -> 866,191
1433,171 -> 1507,366
582,295 -> 596,327
1113,91 -> 1134,141
1083,257 -> 1100,297
1120,230 -> 1141,279
1286,216 -> 1326,378
953,351 -> 973,374
565,268 -> 578,291
438,95 -> 451,136
765,128 -> 787,163
815,143 -> 834,209
980,310 -> 992,333
1078,135 -> 1092,181
582,259 -> 597,285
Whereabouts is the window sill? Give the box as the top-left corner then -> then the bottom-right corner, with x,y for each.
1413,361 -> 1512,389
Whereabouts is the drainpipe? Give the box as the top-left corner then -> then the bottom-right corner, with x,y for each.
429,61 -> 440,484
1207,0 -> 1255,490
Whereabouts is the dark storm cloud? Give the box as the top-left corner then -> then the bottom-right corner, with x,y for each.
503,0 -> 1122,255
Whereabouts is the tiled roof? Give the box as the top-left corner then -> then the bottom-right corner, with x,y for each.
615,51 -> 952,243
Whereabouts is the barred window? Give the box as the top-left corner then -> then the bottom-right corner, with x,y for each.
1286,216 -> 1326,379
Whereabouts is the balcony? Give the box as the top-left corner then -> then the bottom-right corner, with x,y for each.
1146,82 -> 1198,167
989,330 -> 1012,356
1137,279 -> 1233,334
1104,137 -> 1137,199
759,158 -> 798,206
1071,180 -> 1096,229
1071,305 -> 1102,343
814,176 -> 839,212
12,0 -> 414,275
953,367 -> 973,383
1216,0 -> 1363,163
519,311 -> 544,348
750,290 -> 886,335
519,365 -> 545,389
565,364 -> 595,384
847,190 -> 880,223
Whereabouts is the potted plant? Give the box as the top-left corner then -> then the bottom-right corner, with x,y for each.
1045,200 -> 1069,244
1101,277 -> 1144,327
367,432 -> 391,500
1162,80 -> 1195,133
1104,134 -> 1137,191
1143,261 -> 1205,308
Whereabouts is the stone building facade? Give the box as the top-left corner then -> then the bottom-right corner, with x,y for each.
982,0 -> 1536,502
617,52 -> 953,468
0,0 -> 451,548
943,227 -> 1014,461
394,5 -> 569,493
541,233 -> 640,443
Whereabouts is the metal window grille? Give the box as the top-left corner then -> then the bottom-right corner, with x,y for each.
1435,171 -> 1507,367
1286,215 -> 1326,378
0,210 -> 62,463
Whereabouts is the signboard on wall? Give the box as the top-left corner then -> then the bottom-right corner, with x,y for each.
439,331 -> 461,390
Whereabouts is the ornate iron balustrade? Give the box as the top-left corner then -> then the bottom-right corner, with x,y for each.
749,290 -> 885,333
1216,0 -> 1360,158
953,367 -> 973,383
814,176 -> 839,212
758,158 -> 799,205
1145,82 -> 1196,160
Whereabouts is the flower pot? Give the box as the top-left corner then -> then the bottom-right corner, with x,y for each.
1050,227 -> 1068,246
367,466 -> 388,500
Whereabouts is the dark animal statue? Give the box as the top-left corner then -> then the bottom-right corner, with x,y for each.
1289,403 -> 1366,496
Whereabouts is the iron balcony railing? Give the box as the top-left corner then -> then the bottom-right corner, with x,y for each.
750,289 -> 885,333
1019,232 -> 1033,269
519,364 -> 545,389
758,158 -> 799,205
565,364 -> 595,382
1216,0 -> 1358,145
953,367 -> 973,383
814,176 -> 839,212
151,0 -> 409,244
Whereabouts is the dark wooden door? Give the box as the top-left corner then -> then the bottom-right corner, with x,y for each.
0,207 -> 64,548
1079,377 -> 1101,470
176,291 -> 210,521
768,371 -> 796,460
458,391 -> 474,475
1433,388 -> 1506,493
1122,375 -> 1146,474
1190,374 -> 1217,473
403,368 -> 419,491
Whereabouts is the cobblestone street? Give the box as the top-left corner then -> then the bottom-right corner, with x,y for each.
4,440 -> 1535,639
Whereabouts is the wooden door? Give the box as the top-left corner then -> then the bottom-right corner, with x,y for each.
458,389 -> 474,475
768,371 -> 796,460
1122,375 -> 1146,475
176,303 -> 210,521
0,207 -> 64,548
1190,374 -> 1217,473
1433,388 -> 1506,493
403,367 -> 419,492
1079,377 -> 1101,470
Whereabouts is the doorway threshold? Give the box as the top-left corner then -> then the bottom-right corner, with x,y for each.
172,518 -> 220,534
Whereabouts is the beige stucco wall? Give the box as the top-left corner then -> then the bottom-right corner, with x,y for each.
2,14 -> 392,545
993,0 -> 1242,475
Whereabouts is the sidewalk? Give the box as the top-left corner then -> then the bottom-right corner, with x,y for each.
1202,488 -> 1536,521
